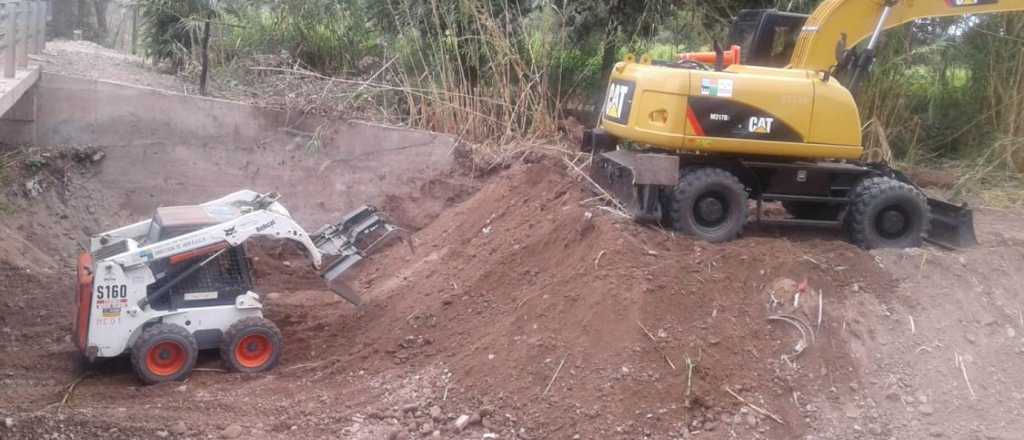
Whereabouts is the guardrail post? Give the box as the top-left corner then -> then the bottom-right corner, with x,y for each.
35,1 -> 45,52
5,3 -> 16,78
17,1 -> 28,68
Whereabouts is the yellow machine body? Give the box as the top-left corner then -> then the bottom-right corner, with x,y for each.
599,61 -> 863,160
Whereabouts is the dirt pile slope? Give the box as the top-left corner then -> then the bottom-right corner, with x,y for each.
2,154 -> 946,440
262,163 -> 895,439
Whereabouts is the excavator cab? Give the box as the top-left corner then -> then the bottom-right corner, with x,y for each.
726,9 -> 809,67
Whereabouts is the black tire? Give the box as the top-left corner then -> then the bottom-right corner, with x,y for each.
130,323 -> 198,385
847,177 -> 930,249
670,167 -> 748,243
220,317 -> 283,374
782,201 -> 843,221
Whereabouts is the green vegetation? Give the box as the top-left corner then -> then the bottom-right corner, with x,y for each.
132,1 -> 1022,179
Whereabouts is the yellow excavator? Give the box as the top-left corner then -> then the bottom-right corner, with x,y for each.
583,0 -> 1022,249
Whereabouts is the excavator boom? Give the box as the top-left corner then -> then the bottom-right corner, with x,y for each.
791,0 -> 1024,71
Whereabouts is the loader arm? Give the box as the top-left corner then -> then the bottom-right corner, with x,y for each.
791,0 -> 1024,71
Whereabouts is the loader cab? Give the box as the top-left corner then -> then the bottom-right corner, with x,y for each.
727,9 -> 808,68
145,205 -> 253,314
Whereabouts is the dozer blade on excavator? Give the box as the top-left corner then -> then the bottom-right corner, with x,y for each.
590,150 -> 679,223
925,198 -> 978,249
312,206 -> 410,305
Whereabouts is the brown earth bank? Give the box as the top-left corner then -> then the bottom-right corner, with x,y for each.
2,147 -> 1024,440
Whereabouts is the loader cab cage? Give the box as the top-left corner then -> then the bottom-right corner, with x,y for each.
727,9 -> 809,68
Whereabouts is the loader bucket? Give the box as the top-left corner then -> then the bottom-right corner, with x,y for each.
925,198 -> 978,249
312,206 -> 410,305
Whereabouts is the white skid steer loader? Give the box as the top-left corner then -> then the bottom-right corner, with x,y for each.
73,190 -> 405,384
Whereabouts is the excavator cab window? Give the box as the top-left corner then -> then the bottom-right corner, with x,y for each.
727,9 -> 809,68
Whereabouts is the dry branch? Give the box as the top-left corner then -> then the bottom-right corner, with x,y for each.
724,386 -> 785,425
637,321 -> 677,370
57,373 -> 93,415
543,354 -> 568,395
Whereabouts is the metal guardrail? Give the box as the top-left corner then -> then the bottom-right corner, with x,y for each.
1,0 -> 46,79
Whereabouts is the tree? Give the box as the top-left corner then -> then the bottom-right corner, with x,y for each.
140,0 -> 229,96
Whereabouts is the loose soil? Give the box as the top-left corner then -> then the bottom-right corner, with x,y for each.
3,141 -> 1024,440
3,41 -> 1024,440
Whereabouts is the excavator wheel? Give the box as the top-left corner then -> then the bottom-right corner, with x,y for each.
670,167 -> 748,243
131,323 -> 198,385
847,177 -> 930,249
782,201 -> 843,221
220,317 -> 283,374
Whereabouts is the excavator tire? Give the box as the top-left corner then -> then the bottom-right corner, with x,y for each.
782,201 -> 842,221
670,167 -> 748,243
847,177 -> 930,249
221,317 -> 283,374
131,323 -> 198,385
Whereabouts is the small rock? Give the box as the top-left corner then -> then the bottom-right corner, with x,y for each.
482,434 -> 498,440
91,151 -> 106,162
155,431 -> 169,438
478,407 -> 495,418
868,424 -> 883,436
386,430 -> 402,440
1008,327 -> 1017,338
744,413 -> 758,428
844,403 -> 861,419
918,404 -> 935,415
3,418 -> 12,429
282,261 -> 293,268
454,415 -> 471,431
169,422 -> 187,435
704,421 -> 718,432
220,424 -> 243,439
419,422 -> 433,436
929,428 -> 945,437
401,403 -> 420,413
467,414 -> 482,426
429,405 -> 443,421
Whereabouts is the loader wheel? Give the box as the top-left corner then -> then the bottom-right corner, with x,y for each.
131,323 -> 198,385
782,201 -> 842,221
221,317 -> 282,373
670,167 -> 748,243
847,177 -> 929,249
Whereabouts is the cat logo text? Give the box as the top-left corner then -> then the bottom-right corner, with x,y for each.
748,117 -> 775,134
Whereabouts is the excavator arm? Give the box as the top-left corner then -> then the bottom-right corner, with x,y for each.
791,0 -> 1024,71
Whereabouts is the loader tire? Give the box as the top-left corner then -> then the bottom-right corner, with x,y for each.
131,323 -> 198,385
847,177 -> 929,249
782,201 -> 842,221
221,317 -> 283,374
670,167 -> 748,243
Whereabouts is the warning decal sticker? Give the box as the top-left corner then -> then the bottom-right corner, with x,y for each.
700,78 -> 733,98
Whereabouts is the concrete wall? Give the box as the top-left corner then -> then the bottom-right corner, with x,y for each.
0,72 -> 456,227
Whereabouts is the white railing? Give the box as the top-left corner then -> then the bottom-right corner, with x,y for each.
1,0 -> 46,79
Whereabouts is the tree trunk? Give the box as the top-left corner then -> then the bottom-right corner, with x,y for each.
199,20 -> 211,96
93,0 -> 109,38
592,30 -> 618,114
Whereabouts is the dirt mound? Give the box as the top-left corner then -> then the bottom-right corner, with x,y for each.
259,163 -> 894,439
13,152 -> 1012,440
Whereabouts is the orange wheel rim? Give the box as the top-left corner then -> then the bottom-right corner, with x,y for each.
146,341 -> 187,376
235,334 -> 273,368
